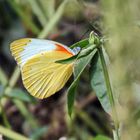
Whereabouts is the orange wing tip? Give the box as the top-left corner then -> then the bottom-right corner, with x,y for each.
55,43 -> 73,56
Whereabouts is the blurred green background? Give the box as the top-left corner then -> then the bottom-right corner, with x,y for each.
0,0 -> 111,140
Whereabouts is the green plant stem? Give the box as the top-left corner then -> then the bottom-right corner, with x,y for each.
0,67 -> 8,86
0,67 -> 38,129
9,67 -> 20,88
39,0 -> 55,20
0,125 -> 29,140
26,0 -> 47,27
0,99 -> 11,129
13,99 -> 38,128
1,67 -> 20,108
7,0 -> 40,35
38,0 -> 68,38
0,67 -> 11,128
113,130 -> 119,140
75,108 -> 105,134
9,67 -> 38,128
98,46 -> 119,140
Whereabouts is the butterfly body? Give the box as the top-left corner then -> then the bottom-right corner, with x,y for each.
10,38 -> 75,99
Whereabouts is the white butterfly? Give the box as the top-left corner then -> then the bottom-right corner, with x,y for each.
10,38 -> 78,99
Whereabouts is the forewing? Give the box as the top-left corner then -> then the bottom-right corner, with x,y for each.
10,38 -> 74,67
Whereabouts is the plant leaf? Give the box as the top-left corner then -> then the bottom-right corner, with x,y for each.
70,38 -> 89,49
0,67 -> 8,86
26,0 -> 47,27
55,54 -> 78,64
93,135 -> 111,140
7,0 -> 40,35
67,47 -> 97,116
38,0 -> 68,38
90,52 -> 111,114
0,85 -> 4,97
39,0 -> 55,20
77,44 -> 96,59
30,126 -> 48,140
6,88 -> 35,103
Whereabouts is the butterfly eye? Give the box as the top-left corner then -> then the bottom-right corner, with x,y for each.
72,47 -> 81,55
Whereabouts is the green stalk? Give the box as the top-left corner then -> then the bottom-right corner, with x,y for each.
13,99 -> 38,128
1,67 -> 38,129
7,0 -> 40,35
0,67 -> 10,128
26,0 -> 47,27
38,0 -> 68,38
9,67 -> 38,128
39,0 -> 55,20
0,67 -> 8,86
9,67 -> 20,88
0,125 -> 29,140
0,100 -> 11,129
75,108 -> 105,134
98,46 -> 119,140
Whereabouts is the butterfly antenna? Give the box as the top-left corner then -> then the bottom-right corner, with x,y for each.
77,0 -> 102,37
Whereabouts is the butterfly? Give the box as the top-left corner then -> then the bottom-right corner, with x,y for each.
10,38 -> 80,99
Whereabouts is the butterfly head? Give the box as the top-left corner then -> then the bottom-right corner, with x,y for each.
72,47 -> 81,55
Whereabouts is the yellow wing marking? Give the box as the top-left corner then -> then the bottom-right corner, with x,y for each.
10,38 -> 31,65
21,51 -> 73,99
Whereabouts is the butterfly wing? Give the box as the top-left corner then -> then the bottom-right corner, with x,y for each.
10,38 -> 74,99
10,38 -> 74,66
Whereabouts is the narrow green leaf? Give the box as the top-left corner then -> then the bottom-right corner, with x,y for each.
26,0 -> 47,27
6,88 -> 35,103
77,44 -> 96,59
9,67 -> 20,88
30,126 -> 48,140
67,47 -> 97,116
70,38 -> 89,49
39,0 -> 55,20
0,67 -> 8,86
90,52 -> 111,114
89,31 -> 95,44
0,85 -> 4,97
55,54 -> 78,64
7,0 -> 40,35
75,108 -> 104,134
38,0 -> 68,38
0,125 -> 29,140
13,99 -> 38,128
93,135 -> 111,140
